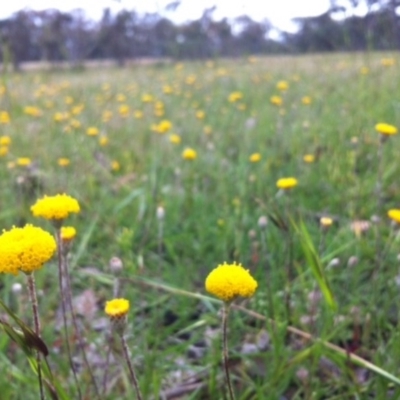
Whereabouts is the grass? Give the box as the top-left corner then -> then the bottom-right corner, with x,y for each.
1,52 -> 400,399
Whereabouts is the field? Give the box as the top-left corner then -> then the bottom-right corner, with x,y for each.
1,52 -> 400,399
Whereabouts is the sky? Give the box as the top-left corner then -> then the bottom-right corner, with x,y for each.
0,0 -> 367,33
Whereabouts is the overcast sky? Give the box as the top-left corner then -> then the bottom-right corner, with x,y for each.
0,0 -> 367,32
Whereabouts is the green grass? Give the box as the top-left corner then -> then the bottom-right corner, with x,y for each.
1,52 -> 400,399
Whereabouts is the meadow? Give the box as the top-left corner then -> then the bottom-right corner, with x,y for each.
1,52 -> 400,399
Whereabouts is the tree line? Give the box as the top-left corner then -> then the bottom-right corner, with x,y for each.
0,0 -> 399,70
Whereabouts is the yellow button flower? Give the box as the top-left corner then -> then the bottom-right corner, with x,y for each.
16,157 -> 32,167
86,126 -> 99,136
303,154 -> 315,163
182,148 -> 197,160
0,135 -> 11,146
60,226 -> 77,241
375,123 -> 397,136
276,177 -> 298,190
270,95 -> 283,106
249,153 -> 261,163
0,225 -> 56,275
388,209 -> 400,224
58,158 -> 70,167
31,194 -> 80,221
228,91 -> 243,103
205,262 -> 258,302
105,298 -> 130,318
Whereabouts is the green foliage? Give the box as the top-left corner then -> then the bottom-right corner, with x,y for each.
0,53 -> 400,399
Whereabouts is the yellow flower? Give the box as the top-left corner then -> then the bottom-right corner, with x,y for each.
24,106 -> 42,117
169,134 -> 181,144
119,104 -> 130,117
249,153 -> 261,163
163,85 -> 173,94
303,154 -> 315,163
270,95 -> 283,106
388,209 -> 400,224
53,112 -> 69,122
105,298 -> 130,318
320,217 -> 333,227
141,93 -> 153,103
0,146 -> 8,156
60,226 -> 76,241
381,58 -> 395,67
205,262 -> 258,302
228,91 -> 243,103
375,123 -> 397,136
182,148 -> 197,160
301,96 -> 312,105
111,160 -> 120,171
17,157 -> 32,167
196,110 -> 205,119
0,135 -> 11,146
0,111 -> 11,124
72,104 -> 84,115
0,225 -> 56,275
31,194 -> 80,221
86,126 -> 99,136
58,158 -> 70,167
276,177 -> 298,190
99,136 -> 109,146
153,119 -> 172,134
276,80 -> 289,91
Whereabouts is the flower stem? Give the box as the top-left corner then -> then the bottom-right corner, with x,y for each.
55,229 -> 82,400
26,273 -> 45,400
375,136 -> 384,272
120,333 -> 143,400
222,303 -> 235,400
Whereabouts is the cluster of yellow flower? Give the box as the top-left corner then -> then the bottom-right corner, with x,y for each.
0,194 -> 79,276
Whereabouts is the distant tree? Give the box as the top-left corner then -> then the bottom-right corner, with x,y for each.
37,10 -> 73,62
233,16 -> 272,55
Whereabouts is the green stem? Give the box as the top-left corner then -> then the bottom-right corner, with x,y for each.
120,333 -> 143,400
26,273 -> 45,400
222,303 -> 235,400
55,229 -> 82,400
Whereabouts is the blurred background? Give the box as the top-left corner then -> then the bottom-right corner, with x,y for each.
0,0 -> 399,69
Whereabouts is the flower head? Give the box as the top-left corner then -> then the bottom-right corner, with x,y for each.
276,177 -> 298,190
58,158 -> 70,167
375,123 -> 397,136
0,135 -> 11,146
320,217 -> 333,228
388,209 -> 400,224
303,154 -> 315,163
249,153 -> 261,163
270,95 -> 283,107
17,157 -> 31,167
0,225 -> 56,275
228,91 -> 243,103
31,194 -> 80,221
205,262 -> 258,302
86,126 -> 99,136
105,298 -> 130,334
182,148 -> 197,161
105,298 -> 130,318
60,226 -> 77,241
169,134 -> 181,144
276,80 -> 289,91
